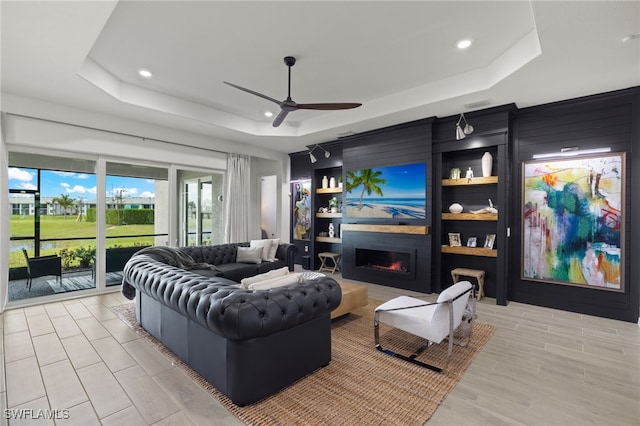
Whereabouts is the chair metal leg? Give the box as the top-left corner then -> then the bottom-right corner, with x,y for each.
374,311 -> 443,373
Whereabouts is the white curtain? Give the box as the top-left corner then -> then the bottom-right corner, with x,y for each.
224,153 -> 250,243
0,114 -> 9,312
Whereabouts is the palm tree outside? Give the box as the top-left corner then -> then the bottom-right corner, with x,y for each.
52,193 -> 75,219
345,168 -> 387,210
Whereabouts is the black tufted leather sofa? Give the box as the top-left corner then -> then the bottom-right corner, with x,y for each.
122,245 -> 342,406
183,242 -> 297,282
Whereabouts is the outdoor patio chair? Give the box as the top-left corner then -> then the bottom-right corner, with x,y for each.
374,280 -> 474,372
22,248 -> 62,291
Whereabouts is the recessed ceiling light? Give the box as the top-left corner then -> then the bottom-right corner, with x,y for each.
457,39 -> 473,49
138,69 -> 153,78
264,111 -> 273,118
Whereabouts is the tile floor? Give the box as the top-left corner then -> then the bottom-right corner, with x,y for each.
2,276 -> 639,425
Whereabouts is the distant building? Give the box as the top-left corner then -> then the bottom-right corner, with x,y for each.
8,196 -> 156,216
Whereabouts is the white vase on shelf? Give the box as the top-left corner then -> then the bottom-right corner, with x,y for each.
322,176 -> 328,189
328,223 -> 335,238
329,176 -> 336,188
449,203 -> 463,214
482,152 -> 493,177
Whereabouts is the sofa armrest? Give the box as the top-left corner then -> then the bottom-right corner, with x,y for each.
275,243 -> 297,271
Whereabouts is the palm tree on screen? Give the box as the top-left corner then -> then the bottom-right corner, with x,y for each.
346,169 -> 387,210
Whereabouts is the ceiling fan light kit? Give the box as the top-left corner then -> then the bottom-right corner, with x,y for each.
224,56 -> 362,127
455,113 -> 474,140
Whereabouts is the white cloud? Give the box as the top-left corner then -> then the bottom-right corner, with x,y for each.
20,183 -> 37,190
52,171 -> 77,177
77,174 -> 89,179
140,191 -> 155,198
87,186 -> 97,195
65,185 -> 89,194
8,168 -> 34,182
60,182 -> 70,188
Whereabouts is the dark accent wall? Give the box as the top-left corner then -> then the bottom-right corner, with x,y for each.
341,118 -> 433,292
511,88 -> 639,322
288,87 -> 639,323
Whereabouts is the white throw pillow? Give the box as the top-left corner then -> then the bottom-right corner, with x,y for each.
247,273 -> 302,290
236,246 -> 263,264
250,239 -> 272,261
267,238 -> 280,261
240,266 -> 289,289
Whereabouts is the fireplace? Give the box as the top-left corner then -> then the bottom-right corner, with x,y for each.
342,228 -> 431,293
355,248 -> 414,280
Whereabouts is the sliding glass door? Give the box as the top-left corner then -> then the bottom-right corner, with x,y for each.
103,161 -> 169,286
8,153 -> 97,301
7,151 -> 225,304
179,170 -> 224,246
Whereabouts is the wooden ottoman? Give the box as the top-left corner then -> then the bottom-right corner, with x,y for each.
332,281 -> 368,319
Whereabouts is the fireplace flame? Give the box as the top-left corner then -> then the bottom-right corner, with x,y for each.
371,261 -> 406,272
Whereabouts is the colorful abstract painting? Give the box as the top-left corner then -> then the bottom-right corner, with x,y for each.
292,180 -> 311,240
522,153 -> 624,291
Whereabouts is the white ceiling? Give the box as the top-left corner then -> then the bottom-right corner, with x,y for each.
2,1 -> 639,154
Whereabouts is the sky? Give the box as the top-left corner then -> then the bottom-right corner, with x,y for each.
8,168 -> 156,200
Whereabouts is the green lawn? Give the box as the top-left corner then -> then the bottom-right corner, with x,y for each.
10,215 -> 158,268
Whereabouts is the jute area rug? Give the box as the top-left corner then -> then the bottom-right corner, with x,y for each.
112,300 -> 495,426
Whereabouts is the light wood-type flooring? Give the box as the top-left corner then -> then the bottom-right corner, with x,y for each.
2,273 -> 639,425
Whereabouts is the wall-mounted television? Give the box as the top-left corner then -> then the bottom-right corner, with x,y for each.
345,162 -> 426,219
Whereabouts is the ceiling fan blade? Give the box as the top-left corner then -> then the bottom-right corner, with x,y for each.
272,109 -> 290,127
223,81 -> 282,105
296,102 -> 362,110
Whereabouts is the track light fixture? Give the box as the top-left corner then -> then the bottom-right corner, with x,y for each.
532,147 -> 611,160
308,144 -> 330,163
455,114 -> 474,140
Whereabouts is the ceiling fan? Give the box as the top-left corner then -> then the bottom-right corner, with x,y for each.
224,56 -> 362,127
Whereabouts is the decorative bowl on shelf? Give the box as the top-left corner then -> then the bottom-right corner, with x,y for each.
448,203 -> 463,214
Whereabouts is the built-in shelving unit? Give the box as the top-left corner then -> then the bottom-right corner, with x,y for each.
316,212 -> 342,219
440,171 -> 498,258
433,129 -> 508,304
441,245 -> 497,257
316,236 -> 342,243
312,167 -> 343,270
314,184 -> 343,244
441,176 -> 498,186
316,187 -> 342,194
441,213 -> 497,221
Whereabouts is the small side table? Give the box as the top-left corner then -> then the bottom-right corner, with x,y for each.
318,252 -> 341,274
451,267 -> 485,301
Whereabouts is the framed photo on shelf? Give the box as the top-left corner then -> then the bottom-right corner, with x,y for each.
484,234 -> 496,249
448,233 -> 461,247
467,237 -> 477,247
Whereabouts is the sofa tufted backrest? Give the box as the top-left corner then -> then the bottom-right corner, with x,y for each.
123,253 -> 342,340
180,243 -> 250,265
